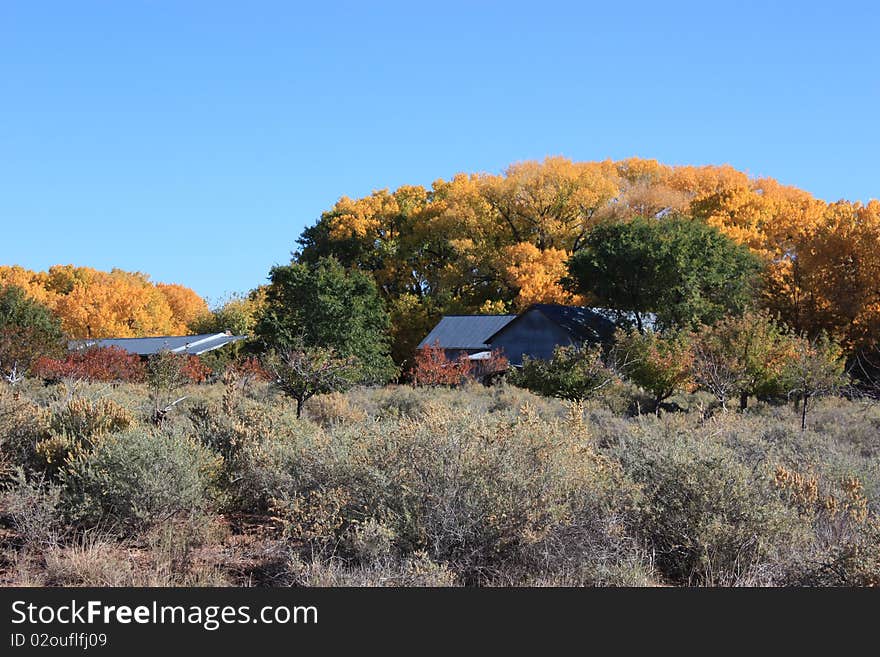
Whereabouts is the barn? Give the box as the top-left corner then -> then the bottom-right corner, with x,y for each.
418,304 -> 624,367
417,314 -> 517,361
485,304 -> 618,366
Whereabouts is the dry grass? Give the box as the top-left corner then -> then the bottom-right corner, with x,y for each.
1,379 -> 878,587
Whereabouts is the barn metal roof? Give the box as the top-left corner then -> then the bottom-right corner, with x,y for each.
69,332 -> 248,356
418,315 -> 517,350
484,304 -> 620,344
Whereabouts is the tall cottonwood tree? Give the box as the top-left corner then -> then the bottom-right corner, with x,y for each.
292,157 -> 880,365
0,265 -> 208,338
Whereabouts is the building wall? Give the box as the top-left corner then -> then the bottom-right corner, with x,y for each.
487,309 -> 578,366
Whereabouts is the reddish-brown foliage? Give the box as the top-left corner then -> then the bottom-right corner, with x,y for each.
33,346 -> 146,383
181,355 -> 213,384
229,356 -> 272,382
470,349 -> 509,383
409,343 -> 472,386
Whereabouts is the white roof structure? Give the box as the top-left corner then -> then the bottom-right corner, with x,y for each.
70,332 -> 247,356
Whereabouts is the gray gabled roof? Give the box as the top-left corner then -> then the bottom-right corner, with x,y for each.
69,333 -> 248,356
485,304 -> 619,344
418,315 -> 517,350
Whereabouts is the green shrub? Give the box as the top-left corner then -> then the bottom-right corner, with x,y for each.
614,422 -> 808,585
62,428 -> 223,533
0,387 -> 50,473
510,345 -> 619,402
257,403 -> 641,583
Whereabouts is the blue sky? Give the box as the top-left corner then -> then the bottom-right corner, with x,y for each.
2,1 -> 878,304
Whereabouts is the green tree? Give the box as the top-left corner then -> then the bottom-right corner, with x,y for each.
255,257 -> 397,383
615,328 -> 695,413
566,217 -> 762,331
691,310 -> 794,410
0,285 -> 65,382
263,345 -> 359,418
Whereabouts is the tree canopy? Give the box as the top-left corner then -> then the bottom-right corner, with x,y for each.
293,157 -> 880,365
0,285 -> 65,379
255,257 -> 397,383
0,265 -> 208,338
566,217 -> 762,330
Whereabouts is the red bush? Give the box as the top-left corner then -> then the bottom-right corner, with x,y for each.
181,355 -> 213,383
33,346 -> 146,383
470,349 -> 509,382
230,356 -> 272,382
409,343 -> 472,386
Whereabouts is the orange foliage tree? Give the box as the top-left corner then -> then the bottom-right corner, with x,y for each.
296,156 -> 880,366
0,265 -> 208,339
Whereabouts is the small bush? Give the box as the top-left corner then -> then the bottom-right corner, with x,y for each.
306,392 -> 368,428
2,469 -> 63,548
33,346 -> 146,383
62,427 -> 223,534
49,396 -> 134,442
409,343 -> 471,386
510,345 -> 619,402
34,396 -> 136,476
0,387 -> 51,473
614,423 -> 808,585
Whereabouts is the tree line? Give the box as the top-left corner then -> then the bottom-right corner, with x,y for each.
292,157 -> 880,366
2,156 -> 879,399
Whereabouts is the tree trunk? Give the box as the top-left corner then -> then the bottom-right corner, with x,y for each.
296,397 -> 303,419
739,391 -> 749,411
801,394 -> 809,432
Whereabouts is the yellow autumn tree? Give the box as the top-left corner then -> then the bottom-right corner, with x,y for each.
157,283 -> 210,333
294,156 -> 880,363
0,265 -> 208,339
501,242 -> 583,310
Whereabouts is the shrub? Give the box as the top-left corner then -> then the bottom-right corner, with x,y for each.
62,428 -> 223,533
614,424 -> 807,585
0,387 -> 51,473
49,397 -> 134,443
409,343 -> 472,386
510,345 -> 619,402
615,328 -> 695,412
306,392 -> 368,428
35,396 -> 136,475
33,346 -> 146,383
260,404 -> 639,583
182,355 -> 213,384
2,468 -> 63,548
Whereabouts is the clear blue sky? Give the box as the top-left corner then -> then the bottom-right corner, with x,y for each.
2,1 -> 878,304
